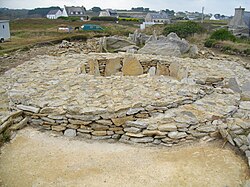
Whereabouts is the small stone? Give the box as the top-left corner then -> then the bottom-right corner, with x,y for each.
130,137 -> 154,143
67,124 -> 80,129
69,119 -> 88,125
126,132 -> 145,138
124,127 -> 141,133
126,121 -> 148,129
127,108 -> 144,115
234,137 -> 243,147
107,131 -> 114,136
196,125 -> 217,133
148,67 -> 156,76
92,136 -> 111,140
158,124 -> 177,132
77,132 -> 92,139
96,119 -> 113,126
91,123 -> 109,131
92,131 -> 107,136
64,129 -> 76,137
52,125 -> 66,132
10,117 -> 29,130
0,118 -> 13,134
77,128 -> 93,133
142,130 -> 167,136
168,131 -> 187,139
16,105 -> 40,113
239,101 -> 250,110
153,139 -> 162,145
111,116 -> 135,126
112,134 -> 121,139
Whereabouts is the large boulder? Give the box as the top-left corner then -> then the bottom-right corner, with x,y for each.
138,32 -> 191,57
106,37 -> 136,52
138,41 -> 182,57
166,32 -> 190,53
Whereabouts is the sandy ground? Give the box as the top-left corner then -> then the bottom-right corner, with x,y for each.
0,128 -> 249,187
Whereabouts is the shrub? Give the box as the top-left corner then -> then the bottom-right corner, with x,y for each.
244,48 -> 250,55
58,16 -> 80,22
204,39 -> 217,48
210,29 -> 236,42
91,16 -> 118,22
163,21 -> 204,38
118,17 -> 140,22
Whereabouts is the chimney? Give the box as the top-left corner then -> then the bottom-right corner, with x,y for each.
234,7 -> 245,18
230,7 -> 246,27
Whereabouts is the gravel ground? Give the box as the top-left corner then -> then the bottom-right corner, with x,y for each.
0,127 -> 249,187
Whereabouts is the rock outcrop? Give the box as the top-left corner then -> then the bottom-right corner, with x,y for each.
138,32 -> 191,57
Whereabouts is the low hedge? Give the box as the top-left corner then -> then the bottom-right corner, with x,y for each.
91,16 -> 118,21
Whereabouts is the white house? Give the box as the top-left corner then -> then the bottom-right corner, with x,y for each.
145,11 -> 170,23
62,5 -> 88,20
99,9 -> 118,17
47,9 -> 63,19
46,6 -> 88,20
0,20 -> 10,42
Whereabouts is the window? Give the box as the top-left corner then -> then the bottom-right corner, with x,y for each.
3,25 -> 4,29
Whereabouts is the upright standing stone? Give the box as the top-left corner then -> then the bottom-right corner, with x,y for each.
241,81 -> 250,101
122,56 -> 143,76
105,58 -> 122,76
169,62 -> 180,78
88,59 -> 100,76
225,78 -> 241,93
156,63 -> 170,76
148,67 -> 156,76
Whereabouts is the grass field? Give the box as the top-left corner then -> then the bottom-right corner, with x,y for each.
0,18 -> 138,55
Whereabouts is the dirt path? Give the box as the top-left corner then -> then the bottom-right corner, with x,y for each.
0,128 -> 249,187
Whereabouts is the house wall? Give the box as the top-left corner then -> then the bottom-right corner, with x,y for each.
99,11 -> 110,17
145,14 -> 152,22
0,21 -> 10,41
62,7 -> 69,17
152,19 -> 169,23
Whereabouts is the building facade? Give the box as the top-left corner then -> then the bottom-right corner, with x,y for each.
46,9 -> 63,19
0,20 -> 10,42
99,9 -> 119,17
145,12 -> 170,23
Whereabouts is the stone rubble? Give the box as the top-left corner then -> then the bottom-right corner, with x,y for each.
0,45 -> 250,169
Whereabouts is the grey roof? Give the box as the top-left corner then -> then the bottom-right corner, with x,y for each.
0,20 -> 9,23
65,6 -> 86,16
107,9 -> 118,16
148,13 -> 169,19
47,9 -> 61,15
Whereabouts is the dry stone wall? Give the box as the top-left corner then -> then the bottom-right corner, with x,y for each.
0,52 -> 250,168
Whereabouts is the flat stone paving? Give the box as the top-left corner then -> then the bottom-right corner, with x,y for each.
0,128 -> 249,187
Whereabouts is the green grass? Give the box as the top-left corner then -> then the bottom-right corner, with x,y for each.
0,18 -> 139,56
